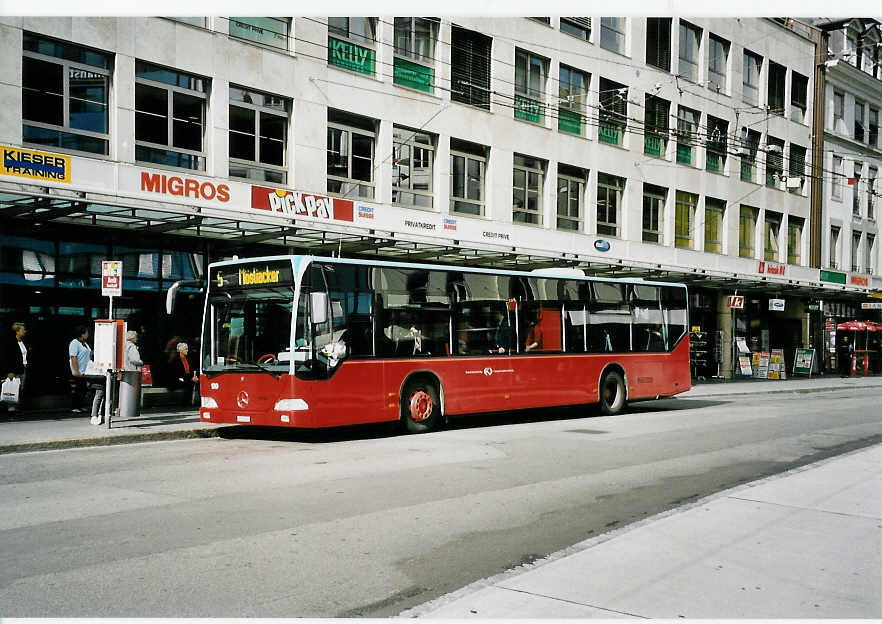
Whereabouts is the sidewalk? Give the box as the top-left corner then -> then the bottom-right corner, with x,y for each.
2,374 -> 881,455
0,407 -> 221,454
404,442 -> 882,618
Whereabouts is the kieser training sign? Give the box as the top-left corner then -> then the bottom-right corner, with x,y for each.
251,186 -> 354,221
1,146 -> 71,183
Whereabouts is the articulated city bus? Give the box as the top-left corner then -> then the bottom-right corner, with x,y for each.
198,255 -> 690,432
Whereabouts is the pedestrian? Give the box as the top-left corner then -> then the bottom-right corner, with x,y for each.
170,341 -> 199,405
1,322 -> 29,413
68,325 -> 93,413
837,335 -> 853,377
124,330 -> 144,371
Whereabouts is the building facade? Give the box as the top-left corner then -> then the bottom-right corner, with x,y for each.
0,16 -> 879,397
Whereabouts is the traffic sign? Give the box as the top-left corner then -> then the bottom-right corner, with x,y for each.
102,260 -> 123,297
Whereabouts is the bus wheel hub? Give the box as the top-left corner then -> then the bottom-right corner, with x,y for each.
409,391 -> 433,422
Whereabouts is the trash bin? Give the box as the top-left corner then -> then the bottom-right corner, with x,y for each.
118,370 -> 142,419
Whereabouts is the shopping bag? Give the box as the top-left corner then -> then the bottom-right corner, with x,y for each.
1,377 -> 21,404
141,364 -> 153,387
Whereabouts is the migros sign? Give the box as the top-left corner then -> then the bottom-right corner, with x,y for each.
140,171 -> 230,202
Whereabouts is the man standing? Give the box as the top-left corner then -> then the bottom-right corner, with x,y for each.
69,325 -> 92,413
2,322 -> 29,413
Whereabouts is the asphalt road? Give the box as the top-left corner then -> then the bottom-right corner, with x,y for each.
2,389 -> 881,617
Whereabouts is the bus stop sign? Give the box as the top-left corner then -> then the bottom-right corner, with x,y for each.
102,260 -> 123,297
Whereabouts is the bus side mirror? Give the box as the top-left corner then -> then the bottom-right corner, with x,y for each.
310,292 -> 328,325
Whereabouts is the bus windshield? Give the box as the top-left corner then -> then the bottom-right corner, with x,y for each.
204,286 -> 294,373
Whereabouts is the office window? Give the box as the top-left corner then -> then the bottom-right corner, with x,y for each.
765,136 -> 784,187
229,17 -> 289,50
557,164 -> 586,231
674,191 -> 696,249
513,154 -> 545,225
135,60 -> 208,171
854,162 -> 862,216
868,167 -> 877,220
707,34 -> 729,91
791,72 -> 808,123
327,110 -> 375,199
228,85 -> 289,184
852,231 -> 862,272
788,144 -> 806,194
676,105 -> 699,165
394,17 -> 437,62
645,18 -> 671,71
529,17 -> 551,24
855,101 -> 865,142
328,17 -> 376,43
392,126 -> 435,209
515,49 -> 548,124
742,50 -> 761,106
741,129 -> 760,183
451,26 -> 491,110
393,18 -> 438,93
866,233 -> 875,273
678,20 -> 701,82
598,77 -> 627,146
560,17 -> 591,41
22,32 -> 111,155
644,94 -> 669,157
597,173 -> 624,237
706,116 -> 728,173
327,18 -> 376,76
768,62 -> 785,116
559,65 -> 589,135
704,197 -> 724,254
764,211 -> 781,262
787,217 -> 803,265
833,91 -> 844,130
870,108 -> 879,147
739,205 -> 757,258
600,17 -> 626,55
450,138 -> 486,215
642,184 -> 666,244
832,155 -> 843,199
830,225 -> 840,269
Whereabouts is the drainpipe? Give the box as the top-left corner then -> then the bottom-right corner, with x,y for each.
810,25 -> 827,268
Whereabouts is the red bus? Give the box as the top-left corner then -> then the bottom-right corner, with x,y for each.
198,255 -> 690,432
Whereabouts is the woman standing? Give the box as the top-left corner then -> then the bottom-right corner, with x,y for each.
2,322 -> 29,413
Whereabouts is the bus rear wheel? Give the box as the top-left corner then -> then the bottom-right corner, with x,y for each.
599,370 -> 626,416
402,379 -> 442,434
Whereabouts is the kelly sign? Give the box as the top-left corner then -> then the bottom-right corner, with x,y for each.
101,260 -> 122,297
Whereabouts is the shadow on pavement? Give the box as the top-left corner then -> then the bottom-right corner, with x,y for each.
215,398 -> 732,444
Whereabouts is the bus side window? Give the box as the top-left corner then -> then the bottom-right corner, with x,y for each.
630,284 -> 665,352
662,286 -> 688,347
589,281 -> 630,352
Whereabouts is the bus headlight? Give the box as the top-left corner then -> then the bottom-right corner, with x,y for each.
201,397 -> 219,408
274,398 -> 309,411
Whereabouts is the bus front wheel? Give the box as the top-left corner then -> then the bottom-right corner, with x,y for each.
599,370 -> 626,416
402,379 -> 442,434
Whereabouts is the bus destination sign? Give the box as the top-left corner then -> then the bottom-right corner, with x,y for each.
211,260 -> 293,290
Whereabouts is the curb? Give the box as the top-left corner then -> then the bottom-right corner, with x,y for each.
683,381 -> 882,399
0,427 -> 220,455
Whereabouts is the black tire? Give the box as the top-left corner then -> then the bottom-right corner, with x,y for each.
402,379 -> 442,434
599,370 -> 626,416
